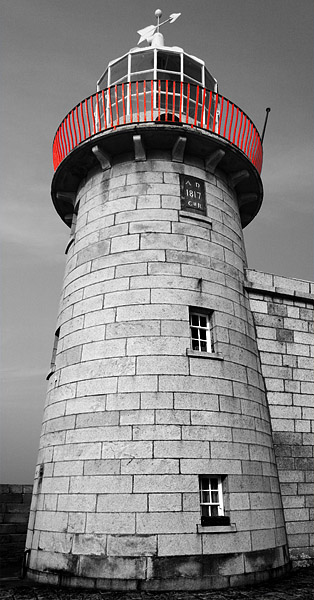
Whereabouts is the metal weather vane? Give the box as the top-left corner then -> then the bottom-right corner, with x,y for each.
137,9 -> 181,45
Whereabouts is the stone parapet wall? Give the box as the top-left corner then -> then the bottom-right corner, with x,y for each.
246,269 -> 314,564
0,484 -> 32,578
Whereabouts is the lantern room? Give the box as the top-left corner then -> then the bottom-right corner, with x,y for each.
97,46 -> 217,93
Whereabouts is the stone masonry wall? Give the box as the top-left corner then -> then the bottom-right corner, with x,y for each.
0,484 -> 32,578
26,155 -> 289,589
246,269 -> 314,564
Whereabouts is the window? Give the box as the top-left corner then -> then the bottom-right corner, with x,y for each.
190,310 -> 213,353
199,476 -> 230,526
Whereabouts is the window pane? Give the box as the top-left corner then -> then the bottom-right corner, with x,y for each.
158,73 -> 181,89
200,341 -> 207,351
98,70 -> 108,91
211,491 -> 219,503
130,70 -> 153,82
157,51 -> 181,71
131,51 -> 154,73
201,491 -> 210,503
184,55 -> 202,82
110,57 -> 128,84
201,477 -> 209,489
200,329 -> 207,340
191,314 -> 199,326
211,505 -> 219,517
192,339 -> 199,350
205,69 -> 216,91
200,316 -> 207,328
201,505 -> 209,517
191,327 -> 198,338
210,478 -> 219,489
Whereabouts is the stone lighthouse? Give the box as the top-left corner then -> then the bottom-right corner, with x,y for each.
26,11 -> 290,590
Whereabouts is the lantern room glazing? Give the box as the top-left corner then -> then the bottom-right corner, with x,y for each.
97,46 -> 217,92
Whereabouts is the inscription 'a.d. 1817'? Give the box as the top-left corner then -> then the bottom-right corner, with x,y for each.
180,175 -> 206,215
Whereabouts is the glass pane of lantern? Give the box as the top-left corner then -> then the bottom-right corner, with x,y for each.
157,51 -> 181,72
131,51 -> 154,73
205,69 -> 216,91
130,70 -> 153,82
98,70 -> 108,91
184,55 -> 202,82
110,57 -> 128,84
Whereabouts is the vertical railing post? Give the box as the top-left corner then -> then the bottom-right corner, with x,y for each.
80,102 -> 86,140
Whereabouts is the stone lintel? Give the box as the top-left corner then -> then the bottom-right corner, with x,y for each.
91,145 -> 111,171
172,136 -> 187,162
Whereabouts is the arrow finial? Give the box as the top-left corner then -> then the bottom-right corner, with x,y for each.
137,10 -> 181,45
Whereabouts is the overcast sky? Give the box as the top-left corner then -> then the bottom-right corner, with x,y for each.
1,0 -> 313,483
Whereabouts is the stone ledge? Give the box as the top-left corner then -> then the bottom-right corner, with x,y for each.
186,349 -> 224,360
179,211 -> 212,228
245,283 -> 314,305
197,523 -> 237,534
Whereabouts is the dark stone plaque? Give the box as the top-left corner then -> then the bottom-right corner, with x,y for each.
180,174 -> 206,215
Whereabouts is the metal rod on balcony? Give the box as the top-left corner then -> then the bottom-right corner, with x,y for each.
261,108 -> 271,144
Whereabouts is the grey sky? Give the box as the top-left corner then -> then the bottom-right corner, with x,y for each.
1,0 -> 313,483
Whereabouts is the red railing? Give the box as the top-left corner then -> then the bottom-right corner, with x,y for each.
52,80 -> 263,174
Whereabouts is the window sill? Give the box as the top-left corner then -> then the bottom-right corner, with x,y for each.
186,349 -> 224,360
197,524 -> 237,534
179,211 -> 212,228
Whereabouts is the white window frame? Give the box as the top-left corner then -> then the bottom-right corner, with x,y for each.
199,476 -> 224,518
189,310 -> 213,353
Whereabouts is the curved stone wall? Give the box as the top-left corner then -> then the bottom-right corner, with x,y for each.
26,152 -> 290,589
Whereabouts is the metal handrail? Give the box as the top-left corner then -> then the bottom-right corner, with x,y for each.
52,80 -> 263,175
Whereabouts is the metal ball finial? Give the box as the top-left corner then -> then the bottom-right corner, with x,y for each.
155,9 -> 162,18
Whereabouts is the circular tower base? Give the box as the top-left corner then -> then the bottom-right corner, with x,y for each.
26,128 -> 290,590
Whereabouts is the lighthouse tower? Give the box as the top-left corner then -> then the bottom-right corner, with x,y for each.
26,12 -> 290,591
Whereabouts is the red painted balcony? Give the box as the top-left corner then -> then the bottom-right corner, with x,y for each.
52,80 -> 263,175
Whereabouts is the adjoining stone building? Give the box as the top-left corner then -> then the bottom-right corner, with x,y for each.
246,270 -> 314,565
24,13 -> 313,591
